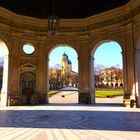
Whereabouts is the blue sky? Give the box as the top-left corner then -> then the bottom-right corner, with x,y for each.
94,41 -> 122,69
49,41 -> 122,72
49,46 -> 78,72
0,45 -> 7,57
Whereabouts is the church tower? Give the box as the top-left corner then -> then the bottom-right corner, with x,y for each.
61,52 -> 72,75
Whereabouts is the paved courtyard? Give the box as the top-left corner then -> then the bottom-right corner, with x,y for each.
0,104 -> 140,140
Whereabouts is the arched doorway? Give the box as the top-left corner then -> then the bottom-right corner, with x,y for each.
20,71 -> 36,105
48,45 -> 79,104
91,41 -> 124,105
0,39 -> 9,106
20,44 -> 36,105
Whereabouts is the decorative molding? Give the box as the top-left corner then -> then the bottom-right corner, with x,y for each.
0,5 -> 140,34
20,63 -> 36,73
0,31 -> 11,43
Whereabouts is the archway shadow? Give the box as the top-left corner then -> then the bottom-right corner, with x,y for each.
0,106 -> 140,131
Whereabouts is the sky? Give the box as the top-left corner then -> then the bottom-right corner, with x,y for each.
49,41 -> 122,72
49,46 -> 78,72
94,41 -> 122,69
23,44 -> 35,54
0,49 -> 5,56
0,42 -> 8,57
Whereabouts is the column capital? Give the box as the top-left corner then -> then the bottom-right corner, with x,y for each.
121,51 -> 124,55
89,56 -> 94,61
77,55 -> 80,61
47,57 -> 50,62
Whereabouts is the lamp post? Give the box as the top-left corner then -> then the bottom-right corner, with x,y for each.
48,0 -> 59,35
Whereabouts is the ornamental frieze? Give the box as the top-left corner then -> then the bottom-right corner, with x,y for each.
132,5 -> 140,17
0,5 -> 140,33
88,15 -> 124,31
60,26 -> 86,32
0,16 -> 46,32
0,30 -> 11,42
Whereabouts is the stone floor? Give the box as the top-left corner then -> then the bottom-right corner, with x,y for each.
0,104 -> 140,140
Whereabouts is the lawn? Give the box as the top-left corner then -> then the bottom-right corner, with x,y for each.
48,90 -> 61,97
49,89 -> 124,98
95,89 -> 124,98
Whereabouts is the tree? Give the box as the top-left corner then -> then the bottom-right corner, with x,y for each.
94,63 -> 106,84
49,64 -> 79,89
94,63 -> 105,75
0,57 -> 4,66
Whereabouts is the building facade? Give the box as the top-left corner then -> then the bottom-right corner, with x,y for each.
99,67 -> 123,88
61,53 -> 72,75
0,0 -> 140,107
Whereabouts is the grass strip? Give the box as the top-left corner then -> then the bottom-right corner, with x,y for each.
95,89 -> 123,98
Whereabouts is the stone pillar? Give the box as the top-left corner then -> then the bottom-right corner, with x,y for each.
46,57 -> 49,103
7,35 -> 21,106
123,24 -> 135,107
78,36 -> 92,104
36,40 -> 48,104
89,56 -> 95,104
122,50 -> 130,106
135,48 -> 140,107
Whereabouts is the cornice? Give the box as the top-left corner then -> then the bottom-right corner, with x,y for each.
0,1 -> 140,34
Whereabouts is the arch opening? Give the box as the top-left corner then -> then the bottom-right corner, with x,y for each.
0,39 -> 9,106
48,45 -> 79,104
91,41 -> 124,105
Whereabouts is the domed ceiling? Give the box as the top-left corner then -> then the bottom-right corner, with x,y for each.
0,0 -> 130,19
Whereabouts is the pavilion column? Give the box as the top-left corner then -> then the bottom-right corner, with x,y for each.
7,34 -> 21,106
78,36 -> 93,104
135,49 -> 140,107
46,57 -> 49,103
123,24 -> 135,107
89,56 -> 95,103
36,39 -> 49,104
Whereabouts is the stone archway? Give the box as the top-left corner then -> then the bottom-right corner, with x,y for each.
48,44 -> 79,104
90,40 -> 124,104
0,39 -> 9,106
20,63 -> 36,105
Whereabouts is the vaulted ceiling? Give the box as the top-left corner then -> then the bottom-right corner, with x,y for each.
0,0 -> 130,19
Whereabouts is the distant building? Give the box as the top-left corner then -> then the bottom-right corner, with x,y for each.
99,67 -> 123,87
61,52 -> 72,75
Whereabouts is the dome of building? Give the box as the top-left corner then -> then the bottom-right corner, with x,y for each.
62,52 -> 68,59
67,59 -> 72,64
